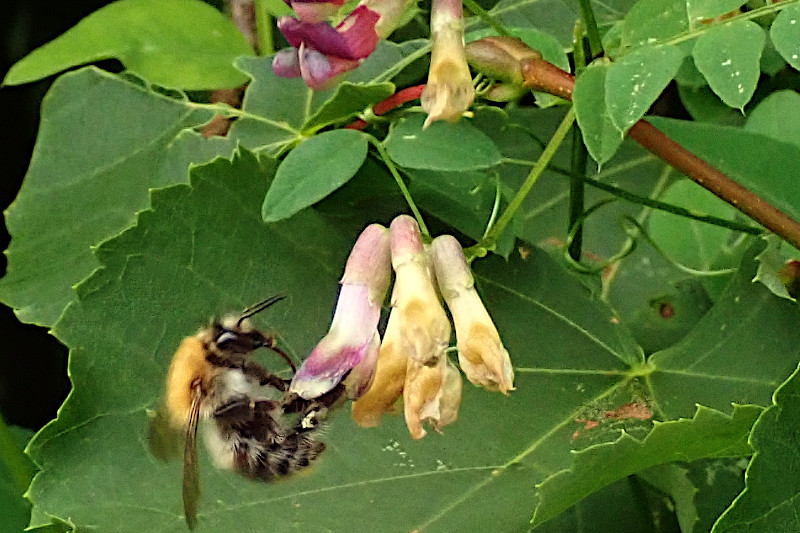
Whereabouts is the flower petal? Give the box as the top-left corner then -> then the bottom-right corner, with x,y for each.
277,5 -> 379,60
272,47 -> 302,78
351,308 -> 408,427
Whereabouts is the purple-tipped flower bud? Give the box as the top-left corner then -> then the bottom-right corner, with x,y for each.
290,224 -> 391,399
421,0 -> 474,128
431,235 -> 514,394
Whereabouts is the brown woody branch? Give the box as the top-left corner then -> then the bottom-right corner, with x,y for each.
521,58 -> 800,252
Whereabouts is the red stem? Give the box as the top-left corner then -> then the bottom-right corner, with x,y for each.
346,85 -> 426,130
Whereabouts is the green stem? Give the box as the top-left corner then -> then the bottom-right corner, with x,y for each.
582,174 -> 763,235
576,0 -> 603,58
254,0 -> 275,56
568,26 -> 588,262
471,108 -> 576,255
568,124 -> 587,261
0,413 -> 34,495
462,0 -> 510,36
369,136 -> 430,237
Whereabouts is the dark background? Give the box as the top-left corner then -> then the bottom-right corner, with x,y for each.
0,1 -> 114,430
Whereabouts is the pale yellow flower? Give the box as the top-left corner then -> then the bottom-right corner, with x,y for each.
431,235 -> 514,394
404,355 -> 462,439
421,0 -> 474,127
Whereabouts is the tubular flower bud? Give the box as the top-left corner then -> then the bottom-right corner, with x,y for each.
290,224 -> 391,399
390,215 -> 451,364
404,355 -> 462,439
350,306 -> 407,427
431,235 -> 514,394
421,0 -> 474,127
465,37 -> 543,102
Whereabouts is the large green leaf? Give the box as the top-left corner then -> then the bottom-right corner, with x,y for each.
24,148 -> 657,530
384,114 -> 502,171
0,44 -> 428,329
647,179 -> 737,270
712,362 -> 800,532
531,404 -> 761,527
692,21 -> 765,110
262,129 -> 370,222
648,117 -> 800,225
3,0 -> 253,90
647,245 -> 800,418
0,68 -> 223,327
744,90 -> 800,147
0,420 -> 34,533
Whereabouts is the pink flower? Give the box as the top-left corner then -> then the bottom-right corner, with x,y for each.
273,5 -> 380,90
290,224 -> 391,399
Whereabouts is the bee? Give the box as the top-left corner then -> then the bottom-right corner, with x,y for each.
158,296 -> 342,529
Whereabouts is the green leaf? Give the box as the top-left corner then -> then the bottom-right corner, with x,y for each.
639,458 -> 748,533
647,179 -> 737,270
27,187 -> 656,531
606,44 -> 685,134
27,148 -> 351,530
302,82 -> 396,132
262,130 -> 369,222
0,419 -> 34,533
686,0 -> 747,25
3,0 -> 253,90
537,476 -> 680,532
621,0 -> 689,49
384,114 -> 502,170
629,278 -> 714,354
753,235 -> 799,302
647,244 -> 800,418
712,363 -> 800,532
574,60 -> 625,165
770,3 -> 800,70
407,168 -> 497,242
688,458 -> 748,532
648,116 -> 800,223
0,68 -> 227,327
692,21 -> 765,110
531,404 -> 762,527
745,89 -> 800,147
638,463 -> 701,532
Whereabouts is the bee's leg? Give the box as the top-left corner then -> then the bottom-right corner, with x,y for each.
208,352 -> 290,392
242,359 -> 291,392
260,335 -> 296,373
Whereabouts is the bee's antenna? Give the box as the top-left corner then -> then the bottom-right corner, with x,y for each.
238,294 -> 286,327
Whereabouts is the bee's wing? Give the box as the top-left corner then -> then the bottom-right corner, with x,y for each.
183,383 -> 203,530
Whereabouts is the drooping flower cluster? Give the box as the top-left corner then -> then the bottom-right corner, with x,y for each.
290,215 -> 513,439
273,0 -> 414,90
